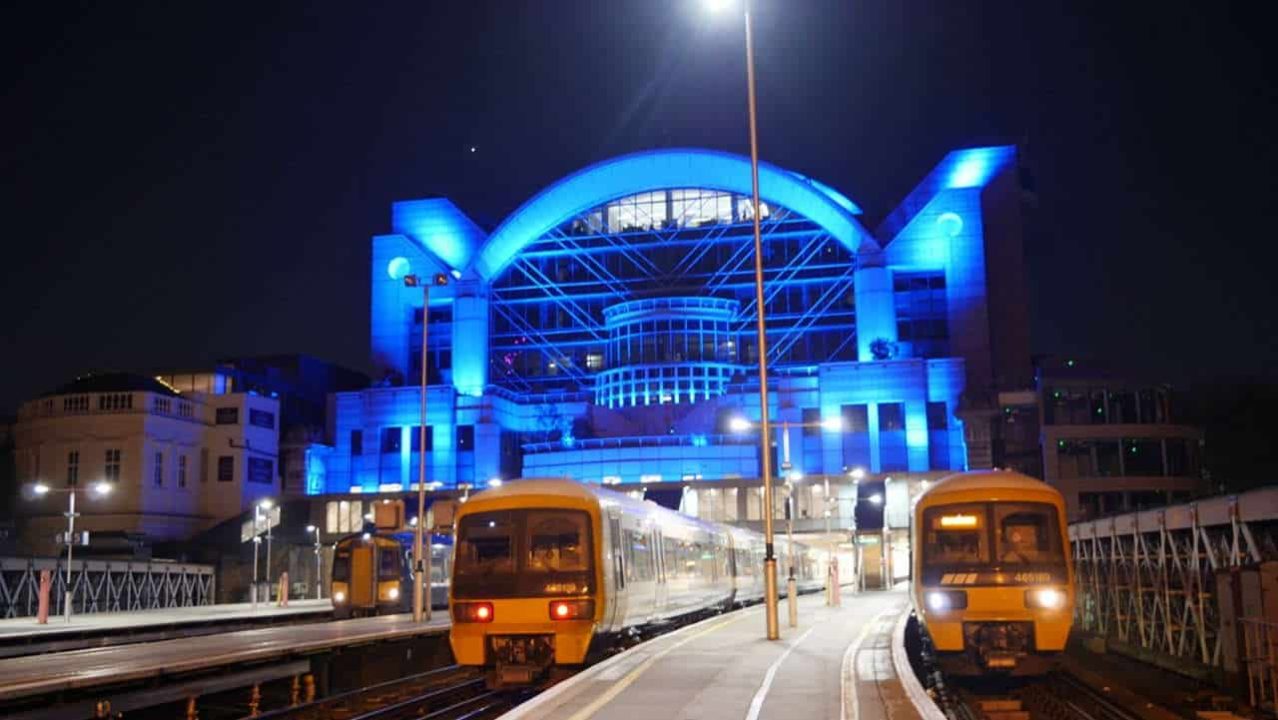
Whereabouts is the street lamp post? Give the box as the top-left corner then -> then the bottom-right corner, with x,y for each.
31,481 -> 112,623
702,0 -> 779,640
405,272 -> 448,623
306,525 -> 322,600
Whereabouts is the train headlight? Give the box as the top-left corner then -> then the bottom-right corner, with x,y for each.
925,590 -> 967,612
549,599 -> 595,621
1025,587 -> 1065,610
388,586 -> 400,600
334,591 -> 346,604
453,601 -> 494,623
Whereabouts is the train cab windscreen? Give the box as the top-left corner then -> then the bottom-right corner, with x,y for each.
453,509 -> 594,598
922,502 -> 1065,582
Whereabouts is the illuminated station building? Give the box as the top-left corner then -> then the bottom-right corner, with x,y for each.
324,147 -> 1033,547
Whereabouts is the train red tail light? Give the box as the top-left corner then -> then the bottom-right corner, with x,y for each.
453,602 -> 494,623
549,600 -> 594,621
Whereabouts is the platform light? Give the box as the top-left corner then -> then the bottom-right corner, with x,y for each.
258,498 -> 273,509
728,416 -> 752,432
91,481 -> 112,497
488,477 -> 503,488
32,482 -> 50,496
848,467 -> 866,481
868,493 -> 883,505
820,416 -> 844,432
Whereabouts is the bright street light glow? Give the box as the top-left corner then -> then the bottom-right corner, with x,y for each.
728,416 -> 752,432
32,483 -> 50,496
869,493 -> 884,505
306,524 -> 316,532
258,498 -> 273,509
488,477 -> 503,487
820,417 -> 844,431
849,467 -> 866,481
702,0 -> 733,12
92,481 -> 112,496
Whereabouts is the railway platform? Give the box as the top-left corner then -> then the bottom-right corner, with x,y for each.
502,588 -> 936,720
0,598 -> 333,657
0,612 -> 451,720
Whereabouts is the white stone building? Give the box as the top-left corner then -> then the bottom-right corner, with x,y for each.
13,373 -> 280,554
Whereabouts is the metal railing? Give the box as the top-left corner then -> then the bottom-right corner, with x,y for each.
1242,617 -> 1278,711
0,557 -> 215,618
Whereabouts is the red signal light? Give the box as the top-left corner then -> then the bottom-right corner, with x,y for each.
548,600 -> 594,621
452,602 -> 494,623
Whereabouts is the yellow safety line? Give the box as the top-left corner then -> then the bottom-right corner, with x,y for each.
563,612 -> 751,720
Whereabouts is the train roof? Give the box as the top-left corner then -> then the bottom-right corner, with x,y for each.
919,470 -> 1062,501
462,478 -> 733,537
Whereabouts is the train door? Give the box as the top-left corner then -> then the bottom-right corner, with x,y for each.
351,544 -> 375,607
654,528 -> 668,614
607,513 -> 626,628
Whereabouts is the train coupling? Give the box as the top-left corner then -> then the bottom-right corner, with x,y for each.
488,635 -> 555,688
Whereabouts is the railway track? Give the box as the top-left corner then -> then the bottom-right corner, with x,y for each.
947,671 -> 1147,720
244,664 -> 529,720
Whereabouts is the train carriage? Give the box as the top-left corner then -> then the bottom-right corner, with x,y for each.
910,470 -> 1075,676
448,479 -> 822,686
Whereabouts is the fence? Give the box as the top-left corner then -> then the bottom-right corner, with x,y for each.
0,557 -> 215,618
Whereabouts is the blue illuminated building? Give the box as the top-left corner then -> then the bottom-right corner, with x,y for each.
324,146 -> 1032,495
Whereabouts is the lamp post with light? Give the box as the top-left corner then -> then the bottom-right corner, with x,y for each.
703,0 -> 780,640
252,499 -> 274,607
404,272 -> 448,623
306,525 -> 322,599
30,481 -> 112,623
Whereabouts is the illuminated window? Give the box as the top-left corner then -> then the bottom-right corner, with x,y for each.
586,353 -> 603,371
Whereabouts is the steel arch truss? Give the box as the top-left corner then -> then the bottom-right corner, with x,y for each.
1071,488 -> 1278,670
489,190 -> 860,395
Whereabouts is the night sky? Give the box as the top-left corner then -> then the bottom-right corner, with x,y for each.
3,1 -> 1275,415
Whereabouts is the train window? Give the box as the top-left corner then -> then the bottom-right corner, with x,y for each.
624,530 -> 654,582
526,511 -> 592,573
332,553 -> 351,581
993,503 -> 1064,565
456,511 -> 517,576
379,545 -> 401,580
923,504 -> 989,565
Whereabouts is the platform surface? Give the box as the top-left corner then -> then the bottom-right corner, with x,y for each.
0,612 -> 450,701
502,588 -> 924,720
0,599 -> 332,639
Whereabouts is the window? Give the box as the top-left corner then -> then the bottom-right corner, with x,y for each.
457,425 -> 475,451
801,408 -> 822,436
216,407 -> 239,425
177,455 -> 187,488
154,452 -> 164,487
923,503 -> 989,564
66,451 -> 79,486
248,457 -> 273,484
879,403 -> 905,431
842,404 -> 869,433
410,425 -> 433,452
994,503 -> 1064,565
1123,438 -> 1164,476
217,456 -> 234,482
325,500 -> 364,533
926,402 -> 949,430
249,409 -> 275,429
380,427 -> 401,454
105,449 -> 121,482
350,429 -> 363,456
200,448 -> 209,483
379,546 -> 402,581
586,353 -> 603,371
